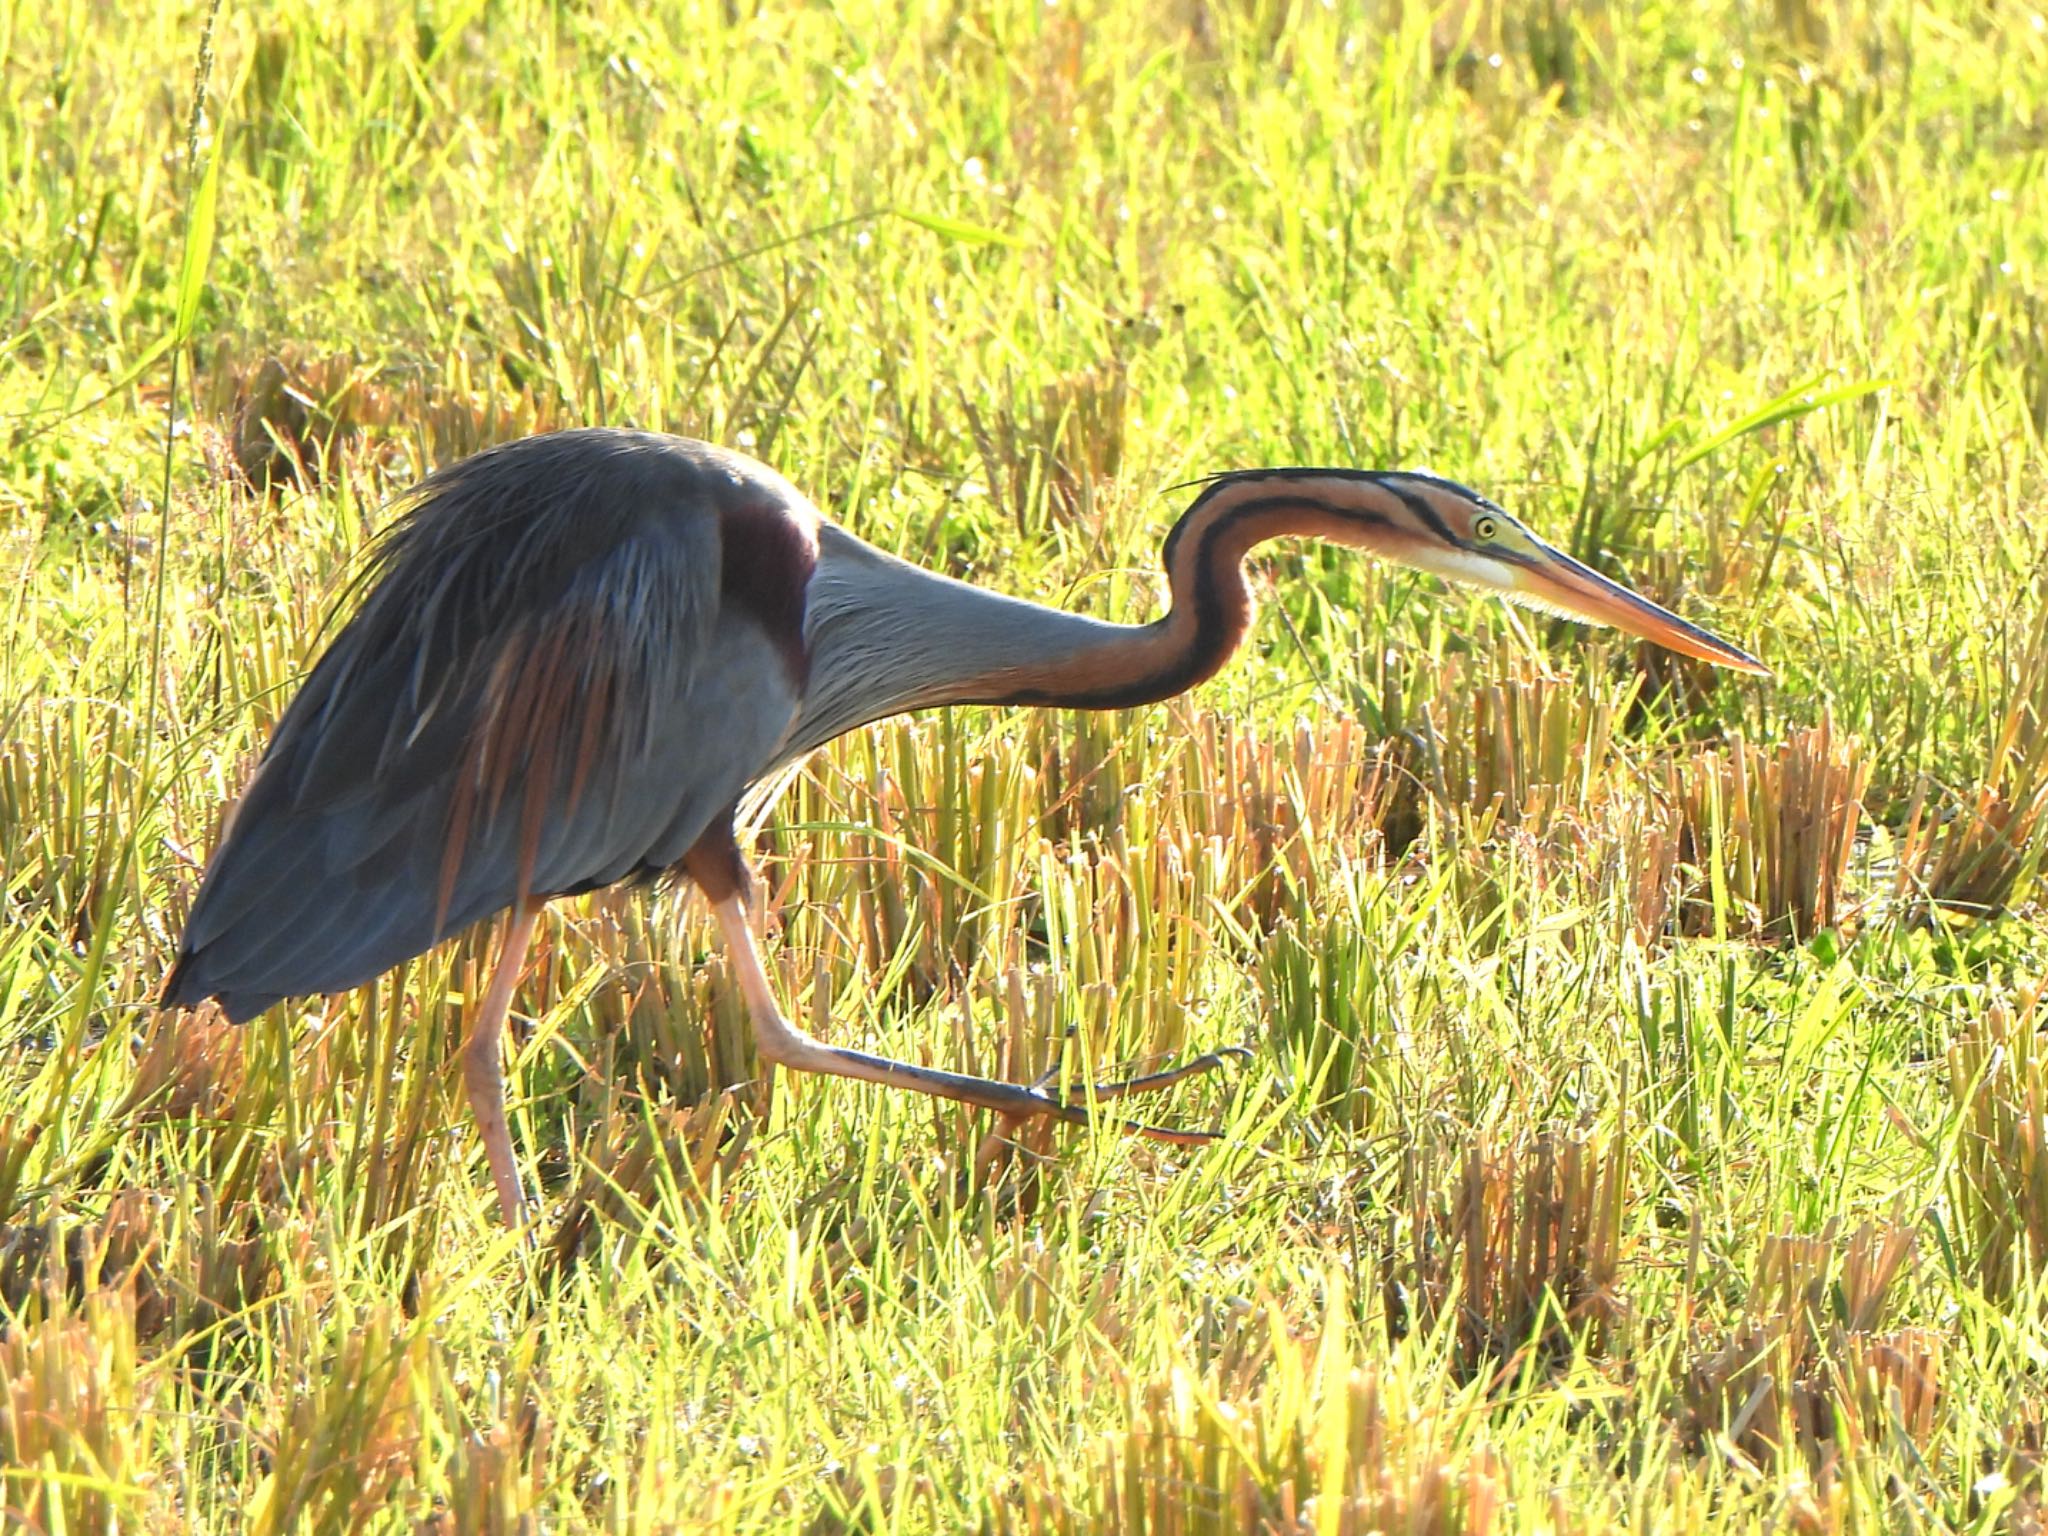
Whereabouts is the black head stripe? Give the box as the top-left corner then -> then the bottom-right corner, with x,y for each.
1380,481 -> 1458,544
1381,469 -> 1510,514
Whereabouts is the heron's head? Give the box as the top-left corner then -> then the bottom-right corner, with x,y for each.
1334,472 -> 1768,675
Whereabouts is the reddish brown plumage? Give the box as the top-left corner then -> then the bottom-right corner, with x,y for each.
717,497 -> 818,685
438,612 -> 615,926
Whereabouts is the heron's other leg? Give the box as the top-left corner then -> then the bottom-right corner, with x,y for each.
465,901 -> 540,1228
704,892 -> 1244,1143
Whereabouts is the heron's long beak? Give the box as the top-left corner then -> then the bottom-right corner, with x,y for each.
1512,541 -> 1769,675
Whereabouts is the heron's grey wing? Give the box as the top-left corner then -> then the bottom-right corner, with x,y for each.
163,438 -> 803,1022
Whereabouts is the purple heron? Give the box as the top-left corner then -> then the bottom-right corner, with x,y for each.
163,430 -> 1764,1224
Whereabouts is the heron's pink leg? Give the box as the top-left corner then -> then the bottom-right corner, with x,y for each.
708,897 -> 1246,1145
464,902 -> 540,1228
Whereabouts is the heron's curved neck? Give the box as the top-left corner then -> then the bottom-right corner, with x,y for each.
790,474 -> 1416,755
951,473 -> 1420,709
976,504 -> 1257,711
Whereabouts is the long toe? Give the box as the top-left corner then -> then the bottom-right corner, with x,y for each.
1030,1045 -> 1255,1143
1054,1044 -> 1256,1102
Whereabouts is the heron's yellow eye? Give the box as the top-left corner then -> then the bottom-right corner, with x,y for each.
1474,515 -> 1498,542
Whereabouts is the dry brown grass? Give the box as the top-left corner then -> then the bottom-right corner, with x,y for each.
1681,1222 -> 1935,1469
998,1288 -> 1512,1536
245,1301 -> 425,1534
1142,710 -> 1417,926
1662,712 -> 1871,940
959,359 -> 1130,534
418,1410 -> 551,1536
1897,698 -> 2048,923
1949,986 -> 2048,1299
1390,1125 -> 1629,1382
201,347 -> 396,495
198,343 -> 557,498
1428,650 -> 1638,844
117,1008 -> 247,1124
0,1287 -> 168,1532
548,1089 -> 756,1277
0,1185 -> 279,1351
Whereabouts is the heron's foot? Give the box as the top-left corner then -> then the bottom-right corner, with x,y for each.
762,1029 -> 1251,1146
1023,1043 -> 1256,1144
712,893 -> 1250,1145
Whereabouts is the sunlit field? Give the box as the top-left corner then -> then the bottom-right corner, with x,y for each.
7,0 -> 2048,1528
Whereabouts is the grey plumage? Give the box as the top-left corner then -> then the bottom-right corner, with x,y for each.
779,525 -> 1133,762
164,431 -> 805,1021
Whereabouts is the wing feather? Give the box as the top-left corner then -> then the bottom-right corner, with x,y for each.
163,431 -> 804,1022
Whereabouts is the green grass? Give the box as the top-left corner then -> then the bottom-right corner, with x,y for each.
6,0 -> 2048,1528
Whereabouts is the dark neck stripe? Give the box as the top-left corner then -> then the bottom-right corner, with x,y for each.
1003,489 -> 1390,710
